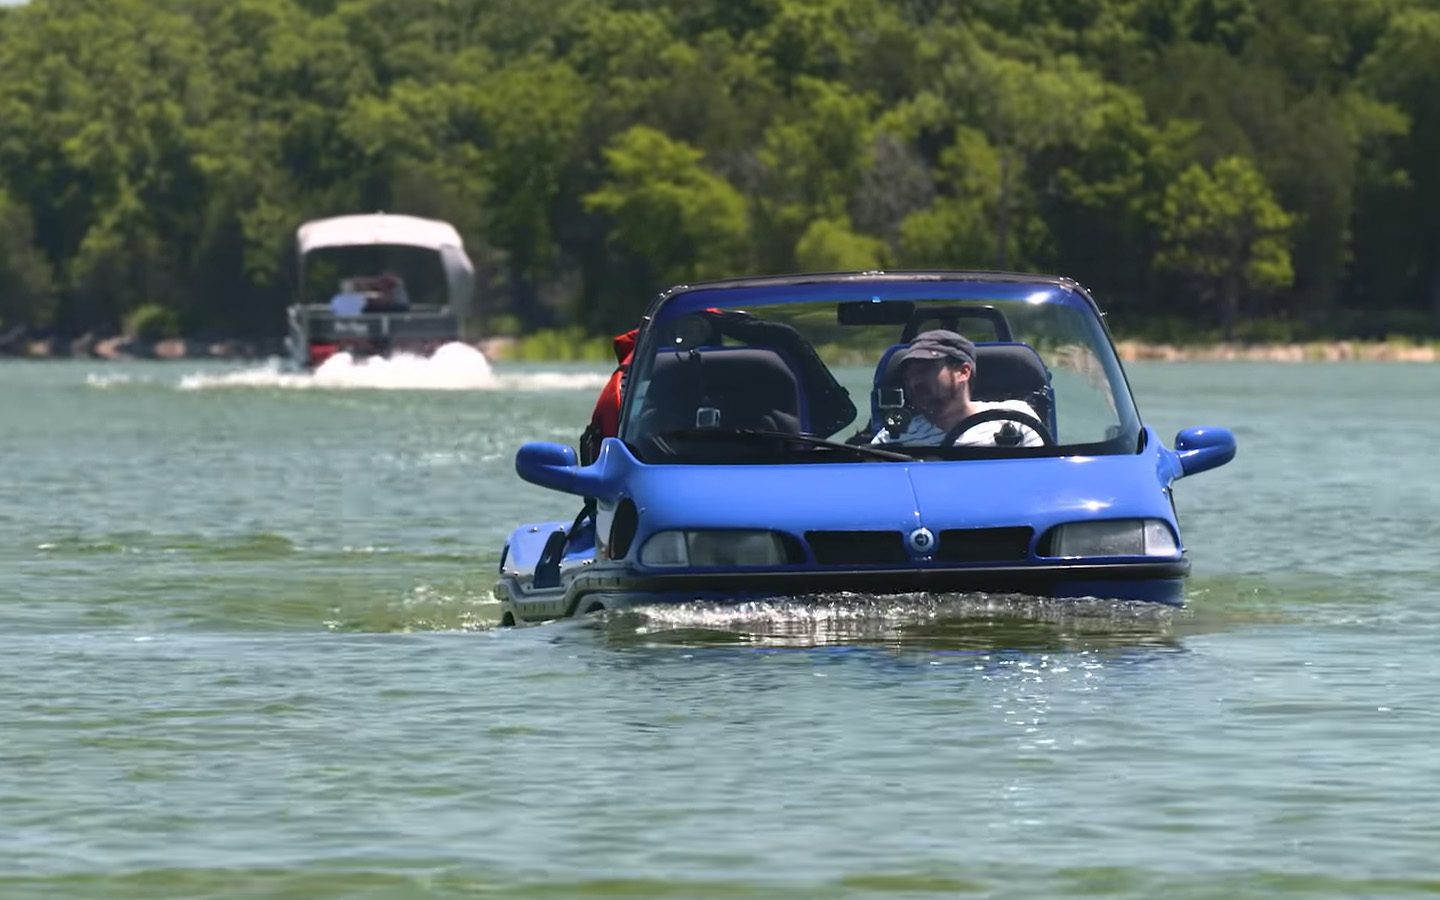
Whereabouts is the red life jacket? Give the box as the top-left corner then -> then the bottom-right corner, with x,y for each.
581,328 -> 638,463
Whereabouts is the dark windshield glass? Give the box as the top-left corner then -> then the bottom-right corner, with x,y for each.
300,245 -> 449,307
621,297 -> 1140,464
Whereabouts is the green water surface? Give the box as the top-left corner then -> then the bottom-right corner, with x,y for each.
2,358 -> 1438,899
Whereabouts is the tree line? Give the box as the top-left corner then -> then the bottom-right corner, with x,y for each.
1,0 -> 1439,344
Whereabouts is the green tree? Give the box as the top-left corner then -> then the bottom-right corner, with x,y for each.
895,127 -> 1000,268
794,216 -> 889,272
0,188 -> 55,329
1154,155 -> 1295,337
0,0 -> 1435,343
565,9 -> 775,156
1041,87 -> 1198,314
743,0 -> 892,87
887,27 -> 1116,271
750,77 -> 877,271
584,125 -> 749,319
1137,36 -> 1405,328
966,50 -> 1113,269
1356,7 -> 1440,329
0,0 -> 216,331
469,58 -> 589,324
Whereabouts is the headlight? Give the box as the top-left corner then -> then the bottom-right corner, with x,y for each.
639,530 -> 790,567
1046,519 -> 1178,558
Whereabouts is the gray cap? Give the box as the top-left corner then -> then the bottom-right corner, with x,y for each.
895,329 -> 976,369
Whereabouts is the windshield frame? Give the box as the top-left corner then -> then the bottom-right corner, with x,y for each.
617,272 -> 1144,464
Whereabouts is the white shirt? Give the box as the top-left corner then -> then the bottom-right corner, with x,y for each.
329,291 -> 366,316
871,399 -> 1045,447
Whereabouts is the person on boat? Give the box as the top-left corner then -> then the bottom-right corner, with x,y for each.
580,327 -> 639,465
871,329 -> 1045,447
381,271 -> 410,308
329,283 -> 367,316
363,272 -> 410,311
553,325 -> 640,549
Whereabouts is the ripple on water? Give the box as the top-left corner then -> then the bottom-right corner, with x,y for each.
11,360 -> 1440,898
325,582 -> 503,634
33,532 -> 295,561
7,863 -> 1439,900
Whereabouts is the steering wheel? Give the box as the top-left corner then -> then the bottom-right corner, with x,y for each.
942,408 -> 1055,447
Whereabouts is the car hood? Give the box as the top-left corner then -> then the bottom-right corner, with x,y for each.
618,451 -> 1175,536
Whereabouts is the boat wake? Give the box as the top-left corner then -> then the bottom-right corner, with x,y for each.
177,342 -> 609,392
595,592 -> 1183,651
324,582 -> 504,633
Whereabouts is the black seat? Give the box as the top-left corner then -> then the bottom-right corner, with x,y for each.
637,347 -> 807,435
970,344 -> 1053,421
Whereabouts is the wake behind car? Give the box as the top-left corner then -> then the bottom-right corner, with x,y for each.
495,271 -> 1235,624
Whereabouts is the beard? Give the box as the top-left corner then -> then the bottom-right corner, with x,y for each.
909,377 -> 959,421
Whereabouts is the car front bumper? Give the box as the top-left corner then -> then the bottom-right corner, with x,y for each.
495,558 -> 1191,622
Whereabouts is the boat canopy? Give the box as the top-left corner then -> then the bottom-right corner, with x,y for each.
296,214 -> 474,315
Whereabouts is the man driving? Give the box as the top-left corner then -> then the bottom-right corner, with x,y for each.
871,330 -> 1046,447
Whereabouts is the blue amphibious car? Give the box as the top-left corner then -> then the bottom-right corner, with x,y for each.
495,271 -> 1235,624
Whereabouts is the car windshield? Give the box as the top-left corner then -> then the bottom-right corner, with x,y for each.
620,286 -> 1142,464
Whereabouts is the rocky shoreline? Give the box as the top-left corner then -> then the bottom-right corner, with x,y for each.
0,327 -> 1435,363
1113,339 -> 1439,363
0,329 -> 288,360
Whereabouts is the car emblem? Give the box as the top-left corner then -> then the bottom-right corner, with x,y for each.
907,527 -> 936,556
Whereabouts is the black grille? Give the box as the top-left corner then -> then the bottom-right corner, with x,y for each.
805,530 -> 909,565
935,527 -> 1034,562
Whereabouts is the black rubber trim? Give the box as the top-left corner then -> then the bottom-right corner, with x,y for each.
556,560 -> 1190,615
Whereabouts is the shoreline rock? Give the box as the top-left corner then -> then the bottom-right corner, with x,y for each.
1114,340 -> 1440,363
1,334 -> 288,360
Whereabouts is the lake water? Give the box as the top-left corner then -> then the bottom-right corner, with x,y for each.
3,348 -> 1439,899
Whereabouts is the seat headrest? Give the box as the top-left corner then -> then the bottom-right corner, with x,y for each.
969,343 -> 1049,402
643,347 -> 805,432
